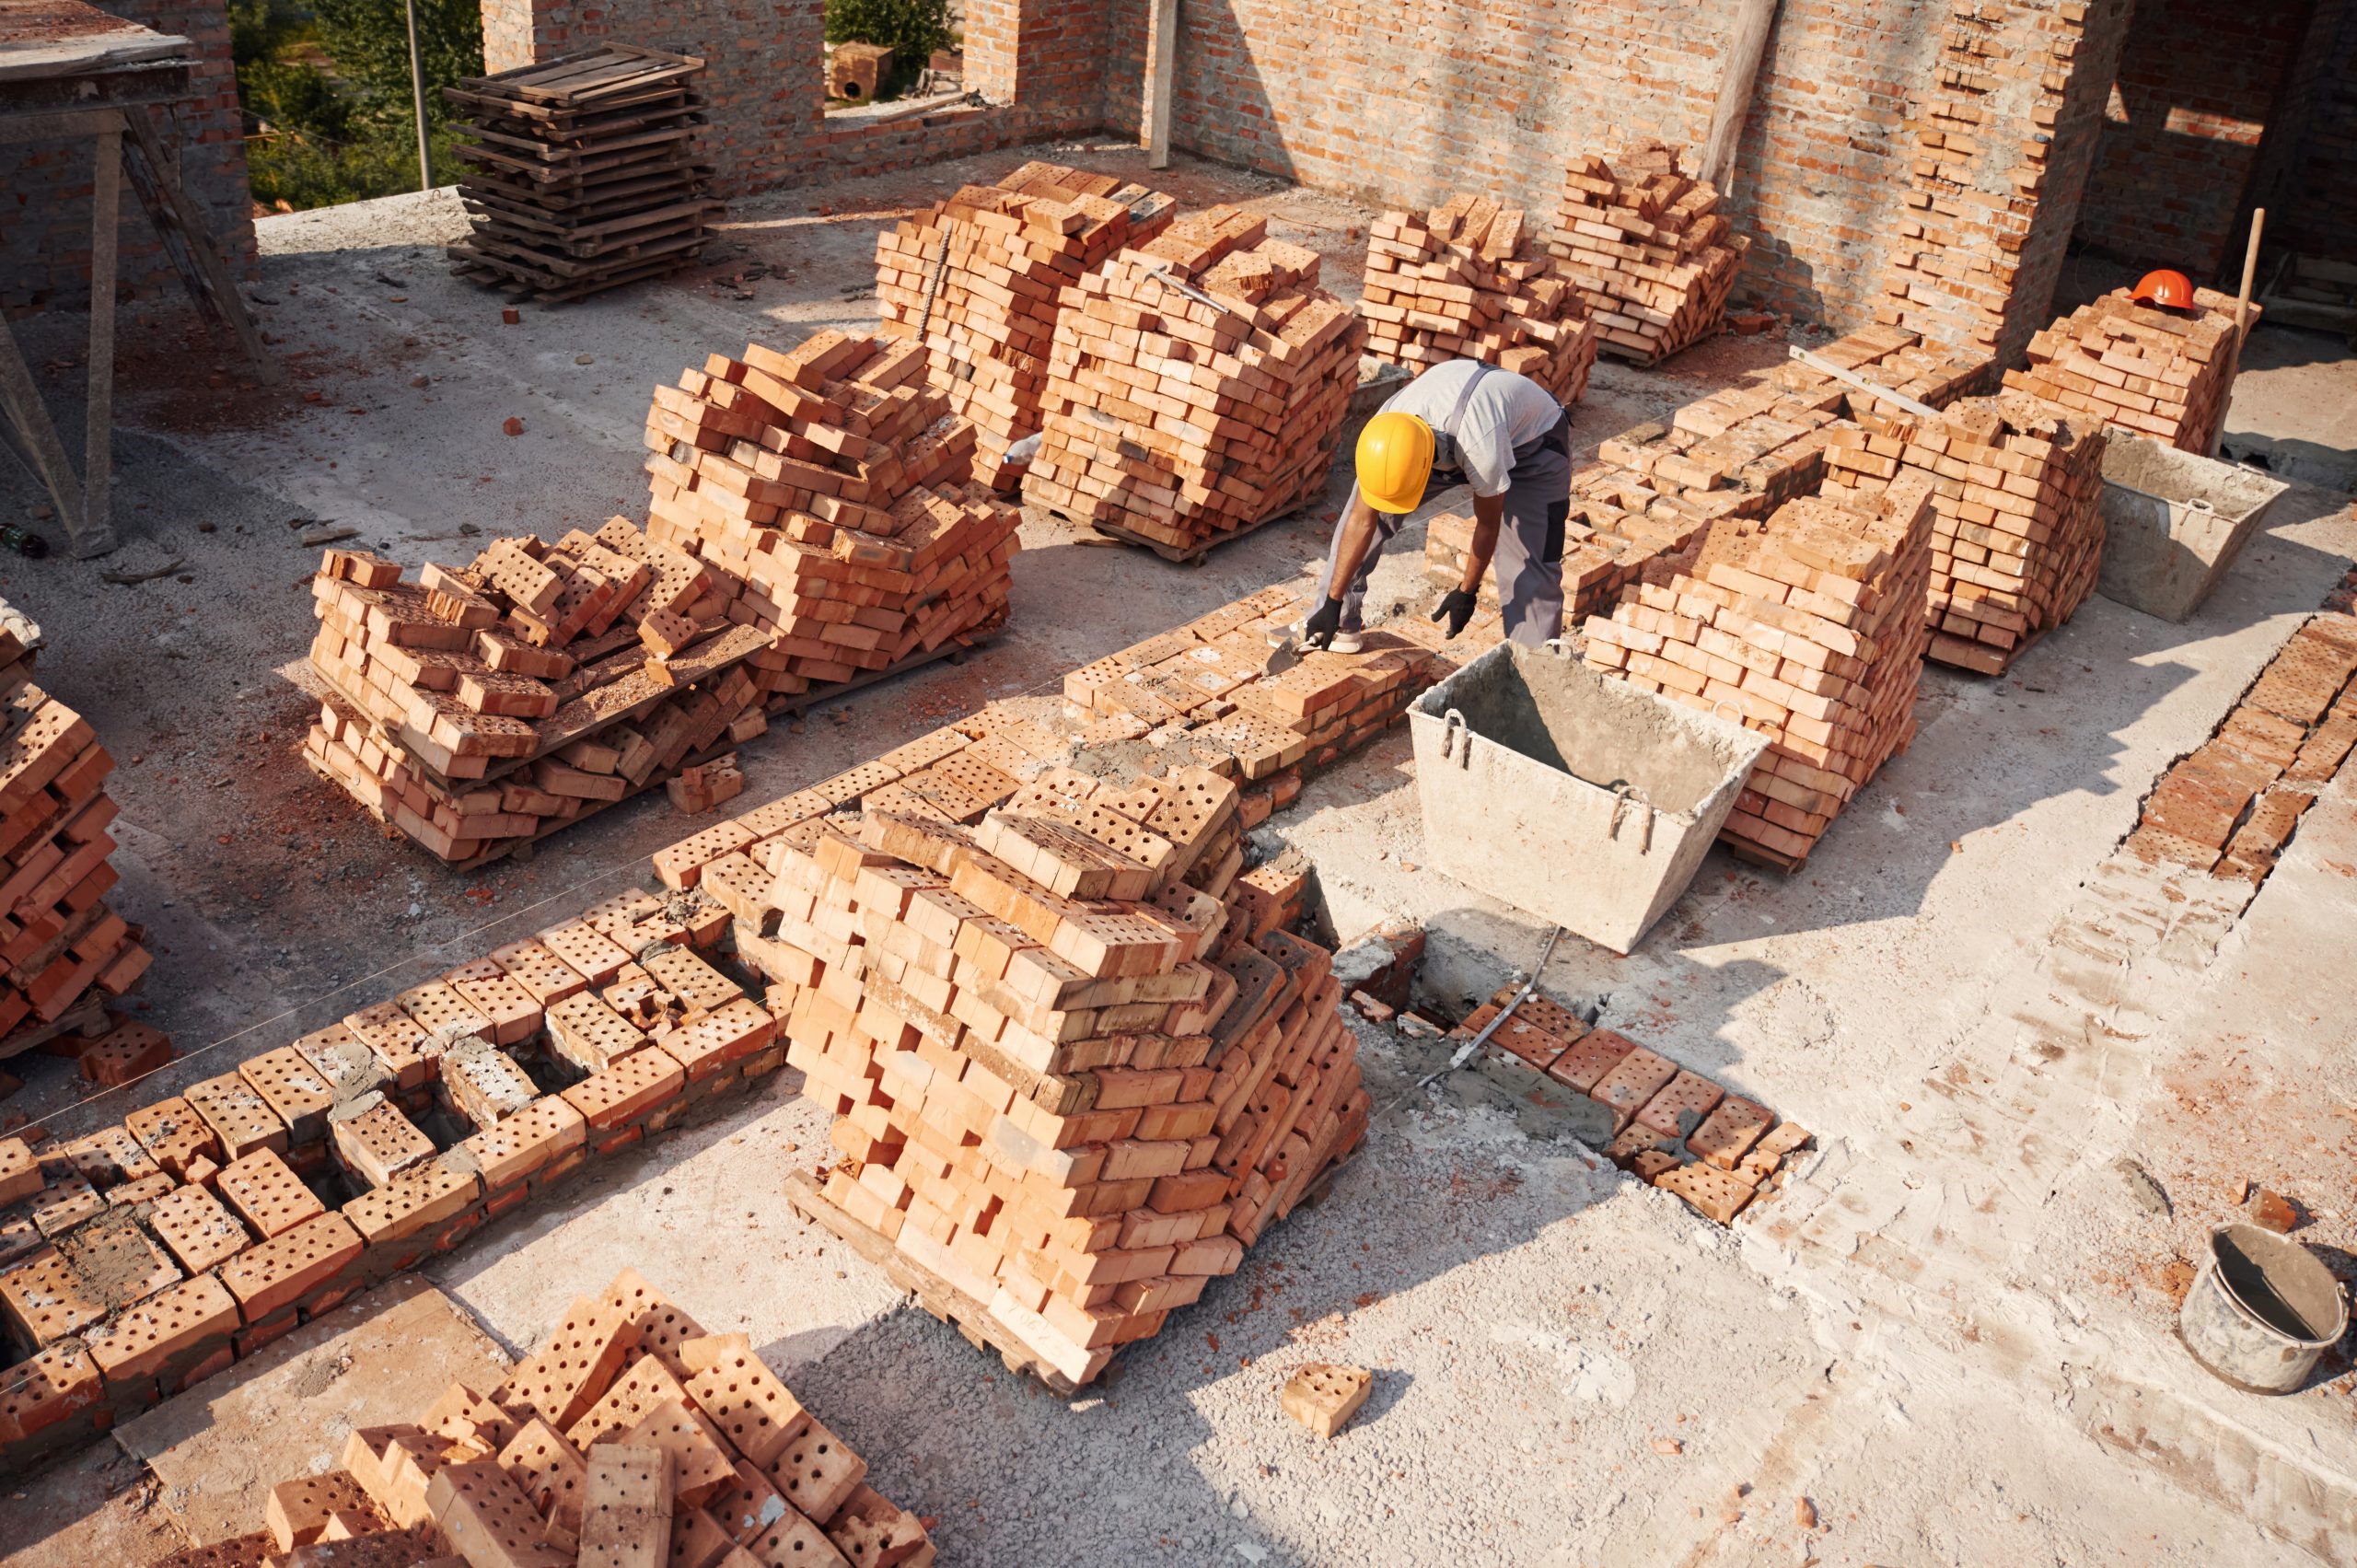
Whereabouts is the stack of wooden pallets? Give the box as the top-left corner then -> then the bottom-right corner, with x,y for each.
643,327 -> 1022,705
876,161 -> 1177,489
1581,476 -> 1939,868
1823,390 -> 2108,675
1360,195 -> 1597,401
1548,142 -> 1749,365
144,1269 -> 934,1567
2002,285 -> 2253,454
1024,208 -> 1364,560
445,45 -> 725,302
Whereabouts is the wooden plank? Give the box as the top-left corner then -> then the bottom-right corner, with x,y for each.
77,122 -> 121,559
1145,0 -> 1178,171
1698,0 -> 1780,194
0,308 -> 87,540
0,5 -> 188,82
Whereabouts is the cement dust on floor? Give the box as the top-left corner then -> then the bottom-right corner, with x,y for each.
0,148 -> 2352,1567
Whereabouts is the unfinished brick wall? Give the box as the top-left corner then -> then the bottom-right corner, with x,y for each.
2281,1 -> 2357,261
1104,0 -> 2128,355
0,0 -> 256,315
2070,0 -> 2316,278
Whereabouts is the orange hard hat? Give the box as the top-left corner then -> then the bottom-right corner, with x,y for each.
2131,269 -> 2195,310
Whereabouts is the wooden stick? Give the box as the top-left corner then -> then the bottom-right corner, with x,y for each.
2212,206 -> 2264,458
1146,0 -> 1178,170
1786,346 -> 1940,420
80,124 -> 122,559
1699,0 -> 1779,194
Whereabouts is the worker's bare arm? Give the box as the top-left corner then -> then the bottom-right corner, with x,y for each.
1459,489 -> 1507,594
1322,493 -> 1387,602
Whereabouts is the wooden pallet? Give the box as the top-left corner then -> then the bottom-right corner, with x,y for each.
764,631 -> 991,720
1064,502 -> 1310,565
0,995 -> 110,1063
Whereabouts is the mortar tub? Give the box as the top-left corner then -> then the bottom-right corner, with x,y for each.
2096,435 -> 2290,622
2177,1223 -> 2348,1395
1407,643 -> 1768,954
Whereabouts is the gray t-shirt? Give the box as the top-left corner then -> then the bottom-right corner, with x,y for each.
1378,360 -> 1562,498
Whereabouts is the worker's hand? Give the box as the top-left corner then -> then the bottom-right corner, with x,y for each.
1432,589 -> 1477,639
1298,597 -> 1344,650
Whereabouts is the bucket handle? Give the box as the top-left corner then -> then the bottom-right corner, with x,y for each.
1441,708 -> 1469,768
1606,783 -> 1655,854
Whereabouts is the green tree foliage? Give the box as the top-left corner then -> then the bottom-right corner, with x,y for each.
824,0 -> 955,96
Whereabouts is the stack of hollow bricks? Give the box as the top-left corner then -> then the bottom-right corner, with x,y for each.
1582,475 -> 1942,869
765,782 -> 1364,1388
1022,206 -> 1365,557
1360,193 -> 1599,401
0,624 -> 152,1055
147,1268 -> 933,1568
0,884 -> 791,1476
1426,326 -> 1991,637
1549,143 -> 1750,366
643,328 -> 1024,709
305,527 -> 774,865
1452,987 -> 1812,1225
2001,285 -> 2252,455
876,161 -> 1177,490
1823,389 -> 2108,675
2126,610 -> 2357,882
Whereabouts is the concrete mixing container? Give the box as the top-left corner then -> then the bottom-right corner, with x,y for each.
2097,435 -> 2289,622
1408,643 -> 1767,954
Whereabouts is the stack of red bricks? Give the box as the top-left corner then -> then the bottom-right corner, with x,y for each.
751,783 -> 1364,1389
1024,207 -> 1365,558
1582,475 -> 1940,869
0,621 -> 150,1054
1823,390 -> 2108,675
1453,985 -> 1811,1225
0,887 -> 793,1477
644,328 -> 1023,706
1360,194 -> 1597,401
1549,143 -> 1750,365
876,160 -> 1177,490
305,530 -> 774,865
2002,286 -> 2254,454
145,1269 -> 932,1568
2126,610 -> 2357,883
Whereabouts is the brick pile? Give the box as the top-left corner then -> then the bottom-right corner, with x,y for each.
1548,143 -> 1749,366
876,161 -> 1177,490
0,621 -> 151,1057
1581,475 -> 1940,869
1823,390 -> 2108,675
303,531 -> 773,865
1774,323 -> 1996,422
144,1268 -> 932,1568
0,885 -> 786,1476
2001,286 -> 2253,455
1360,194 -> 1597,401
1023,209 -> 1365,558
2126,610 -> 2357,883
762,787 -> 1365,1389
1452,984 -> 1812,1226
644,327 -> 1023,705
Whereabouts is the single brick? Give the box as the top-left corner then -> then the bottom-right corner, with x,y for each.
458,1094 -> 586,1190
343,1158 -> 482,1249
426,1458 -> 571,1568
0,1341 -> 100,1443
1688,1097 -> 1772,1169
600,1267 -> 708,1381
219,1213 -> 364,1322
87,1273 -> 238,1386
490,938 -> 592,1005
216,1148 -> 328,1238
1655,1160 -> 1757,1225
148,1181 -> 253,1273
265,1469 -> 375,1551
567,1351 -> 691,1450
1633,1070 -> 1725,1140
1546,1026 -> 1639,1093
1281,1360 -> 1373,1438
125,1097 -> 221,1179
561,1045 -> 686,1131
764,1413 -> 867,1525
498,1295 -> 641,1430
1588,1045 -> 1679,1128
238,1047 -> 338,1146
182,1071 -> 289,1161
445,958 -> 543,1045
498,1417 -> 588,1534
547,990 -> 648,1074
653,996 -> 776,1081
680,1332 -> 807,1467
331,1099 -> 436,1189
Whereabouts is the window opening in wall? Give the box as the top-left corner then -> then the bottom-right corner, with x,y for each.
822,0 -> 966,115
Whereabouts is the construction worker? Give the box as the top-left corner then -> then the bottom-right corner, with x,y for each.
1297,357 -> 1572,653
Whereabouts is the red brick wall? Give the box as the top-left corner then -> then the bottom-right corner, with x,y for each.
2277,0 -> 2357,261
2072,0 -> 2314,279
0,0 -> 256,314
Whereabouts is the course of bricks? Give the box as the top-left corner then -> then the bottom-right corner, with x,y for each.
0,884 -> 785,1477
1449,986 -> 1812,1226
2124,607 -> 2357,884
1361,193 -> 1598,401
145,1269 -> 934,1568
1548,143 -> 1748,366
2001,285 -> 2252,455
876,161 -> 1178,491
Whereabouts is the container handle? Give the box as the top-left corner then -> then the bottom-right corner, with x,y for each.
1606,784 -> 1655,854
1441,709 -> 1469,768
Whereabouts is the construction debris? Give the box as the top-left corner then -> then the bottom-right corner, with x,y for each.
644,327 -> 1022,708
2003,285 -> 2254,455
1361,194 -> 1597,401
1024,209 -> 1365,559
1283,1362 -> 1373,1439
1549,143 -> 1749,366
303,530 -> 771,865
1581,475 -> 1939,869
444,45 -> 725,303
876,161 -> 1177,489
1824,390 -> 2108,674
142,1269 -> 932,1568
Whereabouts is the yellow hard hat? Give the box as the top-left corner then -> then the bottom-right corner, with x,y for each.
1356,412 -> 1436,516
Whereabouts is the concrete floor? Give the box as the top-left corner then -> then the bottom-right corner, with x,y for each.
3,143 -> 2355,1566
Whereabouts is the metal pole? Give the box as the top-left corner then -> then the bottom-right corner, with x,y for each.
404,0 -> 433,192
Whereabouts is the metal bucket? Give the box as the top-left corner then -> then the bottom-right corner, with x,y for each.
1406,642 -> 1767,954
2177,1223 -> 2348,1395
2096,435 -> 2289,622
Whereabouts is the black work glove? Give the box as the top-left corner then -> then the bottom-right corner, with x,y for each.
1299,597 -> 1344,650
1432,589 -> 1477,639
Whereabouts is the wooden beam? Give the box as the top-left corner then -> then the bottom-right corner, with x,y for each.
1145,0 -> 1178,171
1698,0 -> 1779,195
78,123 -> 122,559
0,319 -> 86,541
117,106 -> 281,384
2212,207 -> 2266,459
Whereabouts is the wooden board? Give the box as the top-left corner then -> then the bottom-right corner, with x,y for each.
0,3 -> 186,82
